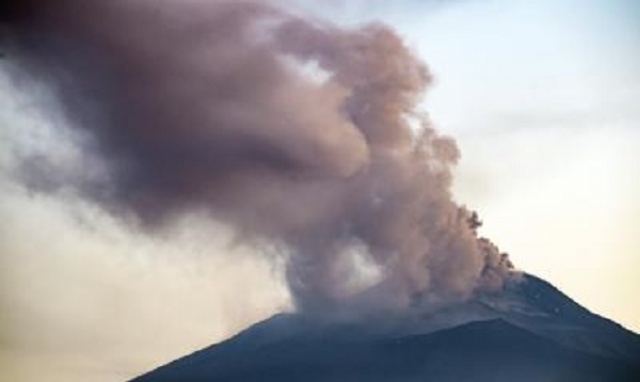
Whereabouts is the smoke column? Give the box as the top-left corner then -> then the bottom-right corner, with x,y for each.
3,0 -> 513,318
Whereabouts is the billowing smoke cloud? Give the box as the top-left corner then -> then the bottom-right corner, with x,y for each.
3,0 -> 513,318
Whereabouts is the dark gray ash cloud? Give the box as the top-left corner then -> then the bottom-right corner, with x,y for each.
3,0 -> 513,318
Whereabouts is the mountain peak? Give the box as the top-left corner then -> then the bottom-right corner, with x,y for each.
131,274 -> 640,381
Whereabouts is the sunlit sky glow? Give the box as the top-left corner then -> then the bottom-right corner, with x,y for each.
1,1 -> 638,381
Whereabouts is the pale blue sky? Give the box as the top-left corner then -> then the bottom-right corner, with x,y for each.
315,0 -> 640,330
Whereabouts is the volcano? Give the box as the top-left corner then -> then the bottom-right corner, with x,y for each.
130,274 -> 640,381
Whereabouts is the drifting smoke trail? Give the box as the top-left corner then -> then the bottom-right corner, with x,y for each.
3,0 -> 513,318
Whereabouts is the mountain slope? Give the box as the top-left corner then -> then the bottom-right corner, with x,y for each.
131,274 -> 640,382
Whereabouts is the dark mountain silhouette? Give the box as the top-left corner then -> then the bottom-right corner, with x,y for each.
131,274 -> 640,381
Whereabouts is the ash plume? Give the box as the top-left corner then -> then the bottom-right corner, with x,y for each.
3,0 -> 513,317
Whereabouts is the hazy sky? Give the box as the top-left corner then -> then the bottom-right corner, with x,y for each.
385,0 -> 640,335
1,0 -> 638,381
